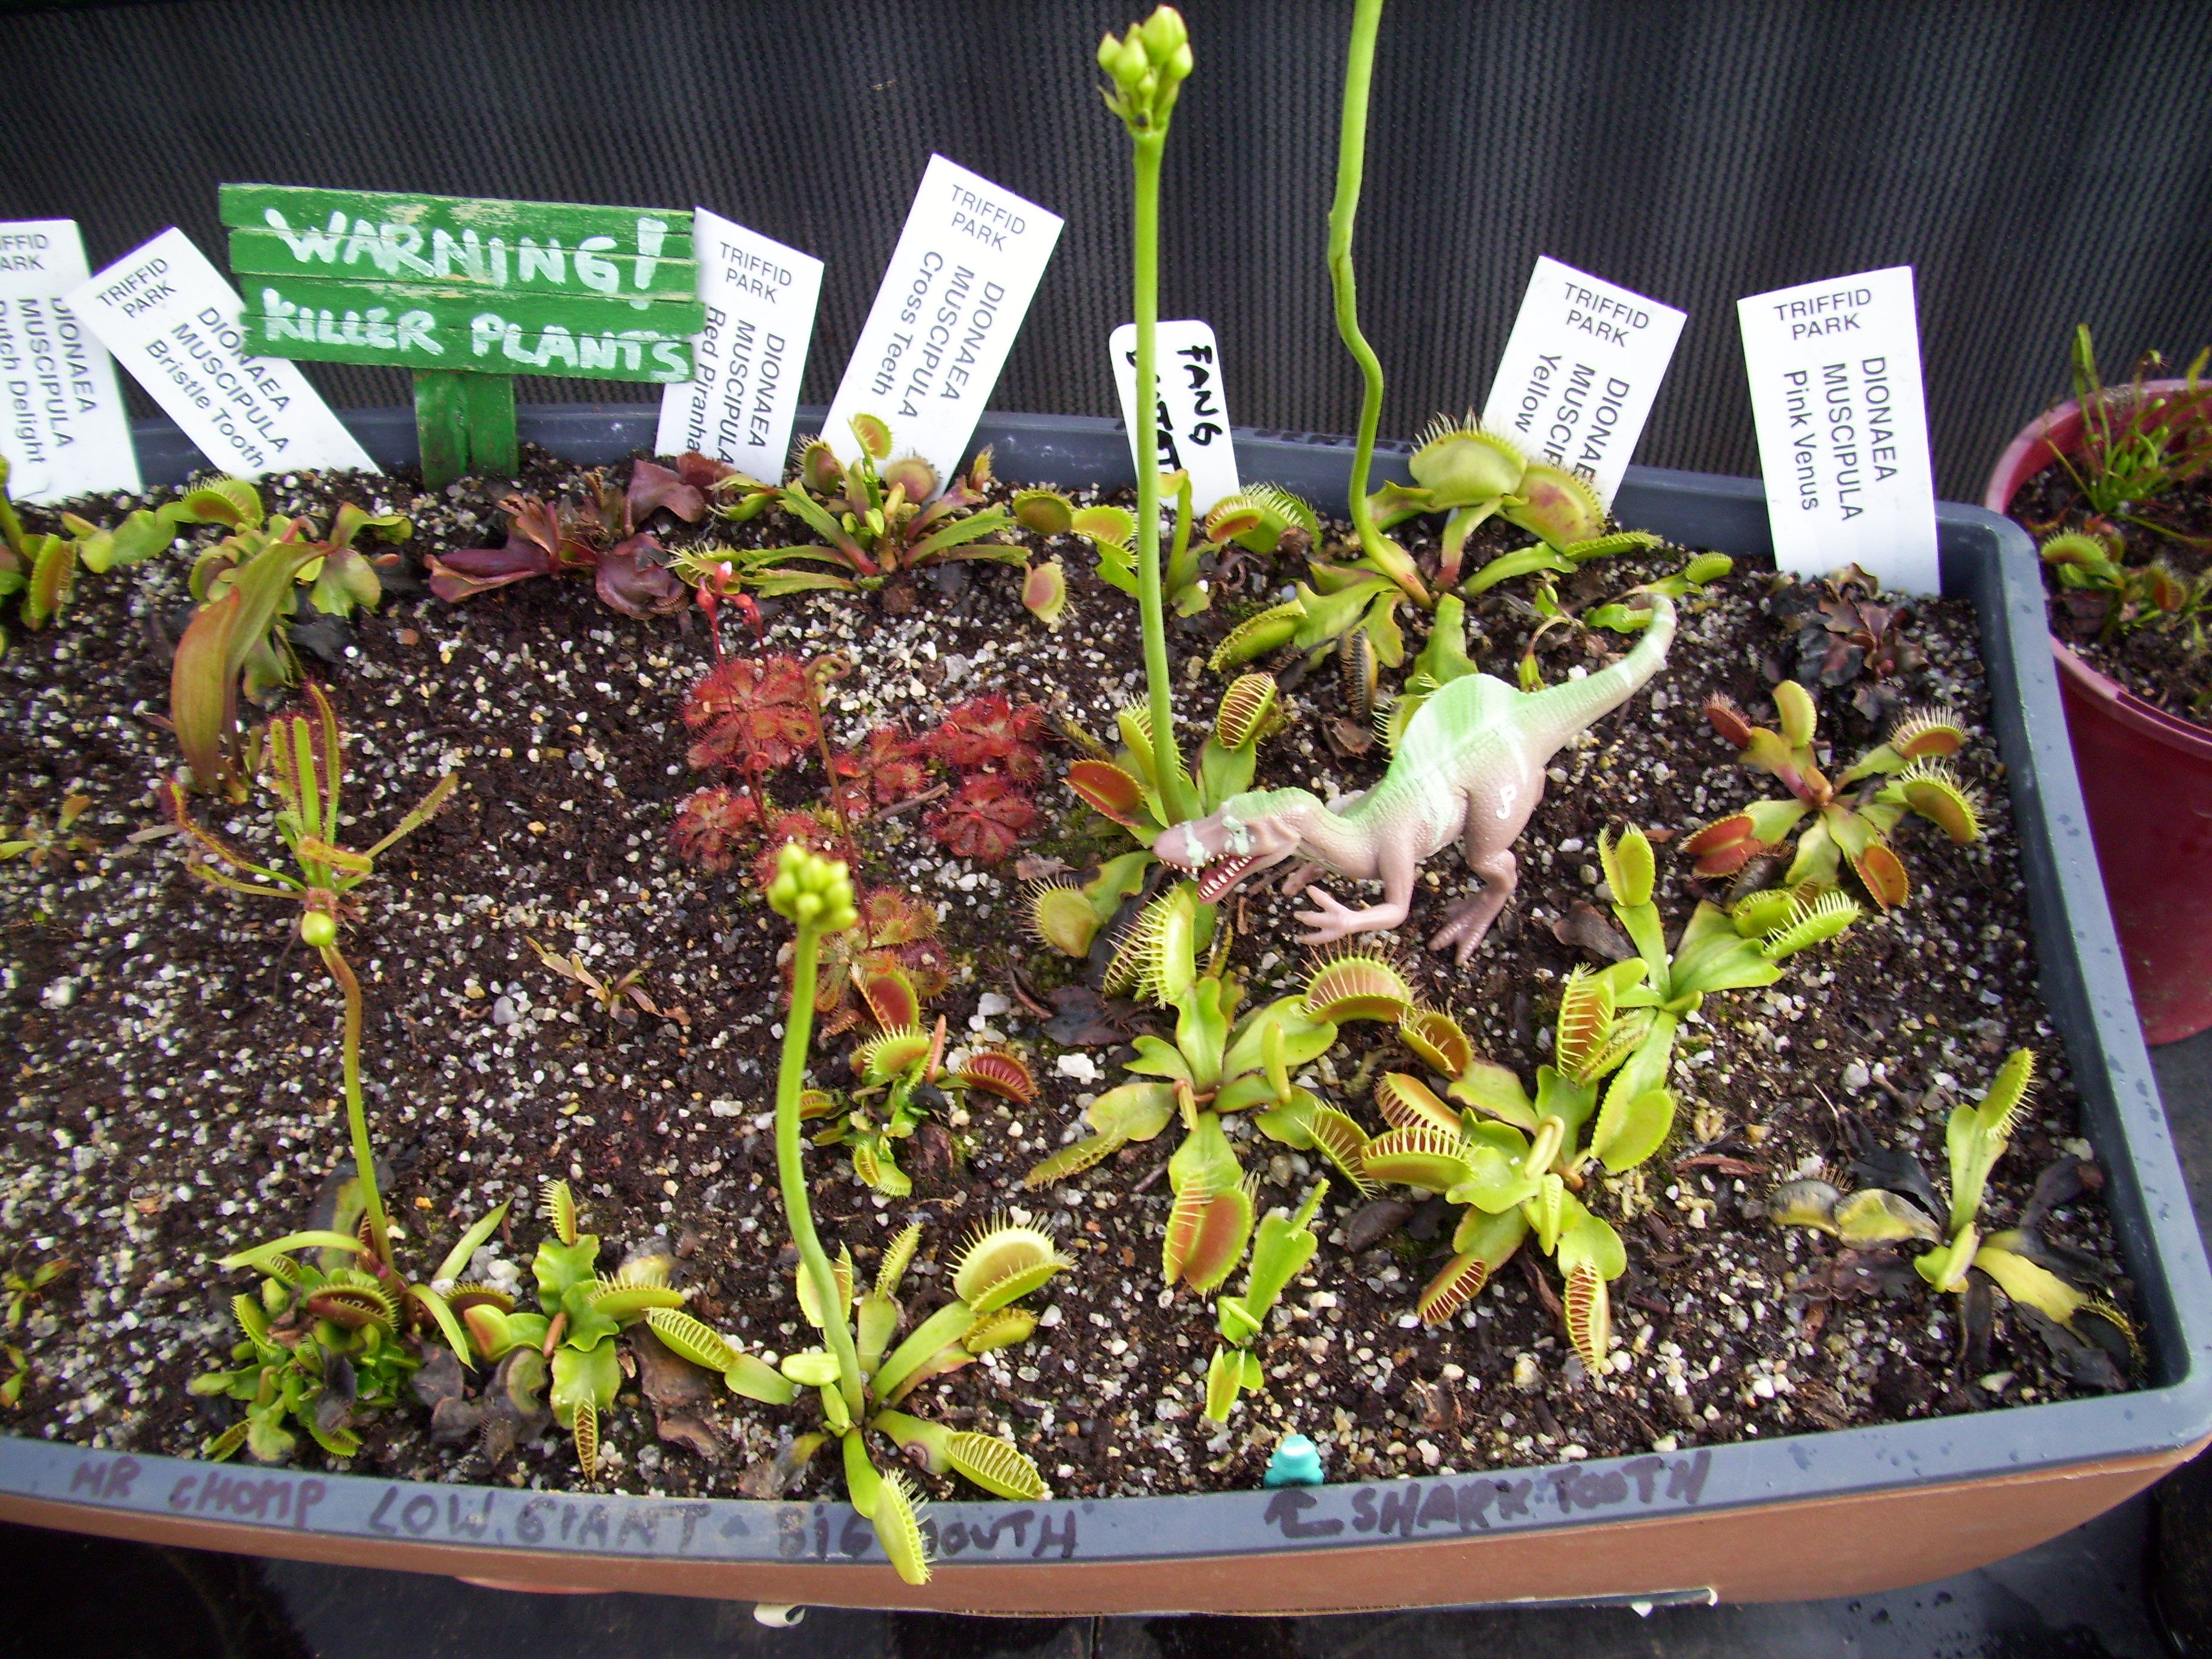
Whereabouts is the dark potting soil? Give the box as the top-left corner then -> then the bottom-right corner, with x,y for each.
2012,459 -> 2212,723
0,448 -> 2130,1508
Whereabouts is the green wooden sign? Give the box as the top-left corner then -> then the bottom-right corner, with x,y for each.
218,183 -> 705,488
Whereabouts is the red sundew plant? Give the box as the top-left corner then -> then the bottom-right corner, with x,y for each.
832,726 -> 936,818
682,654 -> 820,777
925,772 -> 1040,864
668,785 -> 763,874
926,693 -> 1048,781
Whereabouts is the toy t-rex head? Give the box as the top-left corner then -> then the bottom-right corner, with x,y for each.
1154,787 -> 1315,903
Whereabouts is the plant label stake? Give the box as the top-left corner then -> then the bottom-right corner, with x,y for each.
1110,319 -> 1240,513
1737,265 -> 1939,593
654,207 -> 823,481
0,219 -> 141,500
822,154 -> 1063,490
66,228 -> 373,480
215,185 -> 707,492
1479,255 -> 1685,509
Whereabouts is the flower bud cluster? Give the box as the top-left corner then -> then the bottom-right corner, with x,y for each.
766,840 -> 858,933
1098,5 -> 1193,134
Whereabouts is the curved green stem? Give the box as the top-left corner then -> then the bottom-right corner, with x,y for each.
1327,0 -> 1425,602
1131,131 -> 1199,825
1330,0 -> 1386,559
317,944 -> 389,1264
776,924 -> 867,1419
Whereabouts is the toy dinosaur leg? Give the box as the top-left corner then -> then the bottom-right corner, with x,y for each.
1292,845 -> 1417,947
1279,860 -> 1325,899
1429,811 -> 1519,964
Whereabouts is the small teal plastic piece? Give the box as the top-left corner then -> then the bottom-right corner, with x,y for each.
1262,1432 -> 1324,1488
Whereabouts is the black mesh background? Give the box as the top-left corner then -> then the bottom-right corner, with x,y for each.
5,0 -> 2208,499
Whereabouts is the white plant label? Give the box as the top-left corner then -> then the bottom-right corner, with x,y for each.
1109,319 -> 1240,515
655,208 -> 823,480
0,219 -> 140,501
1737,265 -> 1939,593
1479,256 -> 1685,508
65,228 -> 373,480
822,154 -> 1063,487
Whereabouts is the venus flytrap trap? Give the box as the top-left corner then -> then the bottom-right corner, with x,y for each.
1204,1180 -> 1327,1422
1681,683 -> 1983,909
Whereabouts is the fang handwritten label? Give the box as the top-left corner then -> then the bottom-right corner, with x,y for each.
1737,266 -> 1938,593
822,154 -> 1063,489
1480,256 -> 1685,508
1109,319 -> 1240,514
655,209 -> 822,480
67,229 -> 373,478
0,219 -> 141,501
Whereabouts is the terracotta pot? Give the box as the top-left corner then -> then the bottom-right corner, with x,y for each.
4,413 -> 2208,1613
1982,379 -> 2212,1043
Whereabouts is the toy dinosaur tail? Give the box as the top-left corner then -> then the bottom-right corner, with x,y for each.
1521,593 -> 1678,758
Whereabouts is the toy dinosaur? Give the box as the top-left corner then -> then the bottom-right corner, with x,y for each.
1156,593 -> 1676,962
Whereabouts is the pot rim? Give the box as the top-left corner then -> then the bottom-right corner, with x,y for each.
5,410 -> 2207,1593
1984,377 -> 2212,756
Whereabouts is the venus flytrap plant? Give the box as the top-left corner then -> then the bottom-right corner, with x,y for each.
1594,822 -> 1860,1111
807,959 -> 1036,1196
0,793 -> 96,871
1349,827 -> 1857,1369
169,480 -> 412,796
1065,671 -> 1285,858
194,1200 -> 510,1465
1066,472 -> 1321,619
455,1182 -> 688,1478
716,417 -> 1023,596
168,682 -> 456,1266
2042,528 -> 2212,646
1023,888 -> 1363,1289
1681,685 -> 1983,909
1773,1049 -> 2134,1379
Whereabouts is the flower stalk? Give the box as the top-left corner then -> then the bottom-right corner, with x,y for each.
1101,7 -> 1200,824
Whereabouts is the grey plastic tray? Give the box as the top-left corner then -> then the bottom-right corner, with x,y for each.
5,408 -> 2205,1609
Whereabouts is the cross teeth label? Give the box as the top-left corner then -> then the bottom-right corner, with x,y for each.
1479,255 -> 1685,508
67,228 -> 373,480
0,219 -> 141,501
822,154 -> 1063,491
1737,266 -> 1938,594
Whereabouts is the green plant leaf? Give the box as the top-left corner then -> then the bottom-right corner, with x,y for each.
1589,1087 -> 1675,1175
